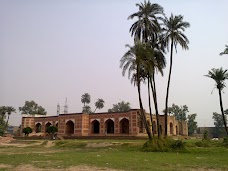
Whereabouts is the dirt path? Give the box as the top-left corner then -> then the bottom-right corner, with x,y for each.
0,164 -> 124,171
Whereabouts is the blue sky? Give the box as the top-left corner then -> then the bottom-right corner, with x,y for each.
0,0 -> 228,127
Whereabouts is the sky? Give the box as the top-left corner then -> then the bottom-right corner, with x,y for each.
0,0 -> 228,127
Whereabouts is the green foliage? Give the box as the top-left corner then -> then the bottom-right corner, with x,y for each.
46,126 -> 58,135
195,140 -> 210,147
19,101 -> 46,115
22,127 -> 32,136
205,68 -> 228,91
164,104 -> 188,121
94,98 -> 105,112
108,101 -> 131,112
81,93 -> 91,106
142,138 -> 187,152
203,130 -> 209,140
220,44 -> 228,56
82,105 -> 92,114
187,113 -> 198,135
212,112 -> 227,137
223,137 -> 228,147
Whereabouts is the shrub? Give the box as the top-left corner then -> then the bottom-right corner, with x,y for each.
223,137 -> 228,147
142,138 -> 187,152
23,127 -> 32,136
195,140 -> 210,147
171,140 -> 186,150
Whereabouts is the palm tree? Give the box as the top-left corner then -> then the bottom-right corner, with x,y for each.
120,41 -> 153,140
163,14 -> 190,136
81,93 -> 91,107
82,105 -> 92,114
220,45 -> 228,56
205,68 -> 228,136
5,106 -> 16,129
94,98 -> 105,113
128,0 -> 164,42
0,106 -> 7,121
128,1 -> 165,138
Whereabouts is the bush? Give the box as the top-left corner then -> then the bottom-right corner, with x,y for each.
142,138 -> 187,152
223,137 -> 228,147
171,140 -> 186,150
195,140 -> 210,147
23,127 -> 32,136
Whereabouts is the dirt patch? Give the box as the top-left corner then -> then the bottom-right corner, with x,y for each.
0,136 -> 15,144
45,141 -> 55,148
86,142 -> 122,148
0,164 -> 12,169
13,164 -> 123,171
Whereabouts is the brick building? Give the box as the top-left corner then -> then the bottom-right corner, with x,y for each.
21,109 -> 188,137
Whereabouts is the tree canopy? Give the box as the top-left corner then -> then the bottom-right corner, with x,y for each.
108,101 -> 131,113
163,103 -> 188,121
19,101 -> 46,115
94,98 -> 105,113
187,113 -> 198,136
81,93 -> 91,107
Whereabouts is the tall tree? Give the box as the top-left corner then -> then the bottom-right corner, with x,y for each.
94,98 -> 105,113
128,0 -> 164,42
82,105 -> 92,114
81,93 -> 91,107
212,112 -> 227,137
205,68 -> 228,136
163,14 -> 190,136
108,101 -> 131,112
120,41 -> 153,140
187,113 -> 197,136
19,101 -> 47,115
5,106 -> 16,130
220,45 -> 228,56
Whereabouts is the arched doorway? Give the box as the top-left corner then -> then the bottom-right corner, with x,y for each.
45,122 -> 52,132
66,120 -> 74,135
170,122 -> 173,135
91,120 -> 100,134
56,122 -> 58,128
120,118 -> 129,134
160,125 -> 162,134
176,125 -> 178,135
105,119 -> 114,134
152,121 -> 157,134
35,123 -> 42,133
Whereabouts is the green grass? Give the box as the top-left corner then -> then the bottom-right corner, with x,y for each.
0,139 -> 227,170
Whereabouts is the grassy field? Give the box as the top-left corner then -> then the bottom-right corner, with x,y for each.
0,138 -> 228,171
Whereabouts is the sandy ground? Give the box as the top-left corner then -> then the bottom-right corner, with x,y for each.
0,164 -> 123,171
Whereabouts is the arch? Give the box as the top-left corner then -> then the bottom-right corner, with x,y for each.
105,119 -> 114,134
120,118 -> 129,134
35,123 -> 42,133
152,121 -> 157,134
91,120 -> 100,134
170,122 -> 174,135
159,125 -> 162,135
176,125 -> 178,135
66,120 -> 74,135
56,122 -> 59,128
45,122 -> 52,132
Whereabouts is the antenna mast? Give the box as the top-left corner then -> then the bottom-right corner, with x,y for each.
57,103 -> 60,115
64,98 -> 68,114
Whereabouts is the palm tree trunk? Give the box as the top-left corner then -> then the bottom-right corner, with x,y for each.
137,67 -> 152,140
165,39 -> 174,137
218,89 -> 228,136
150,73 -> 161,138
4,114 -> 10,131
147,75 -> 153,136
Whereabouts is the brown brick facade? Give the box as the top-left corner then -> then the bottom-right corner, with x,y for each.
21,109 -> 188,137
